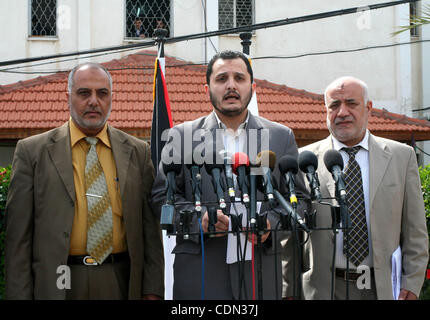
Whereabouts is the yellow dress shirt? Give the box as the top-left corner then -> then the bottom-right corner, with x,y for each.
69,119 -> 127,255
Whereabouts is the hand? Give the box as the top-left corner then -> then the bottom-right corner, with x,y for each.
142,294 -> 162,300
398,289 -> 418,300
244,219 -> 271,244
201,209 -> 229,236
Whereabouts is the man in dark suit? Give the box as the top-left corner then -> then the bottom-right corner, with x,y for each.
151,50 -> 309,299
5,62 -> 164,299
283,76 -> 428,299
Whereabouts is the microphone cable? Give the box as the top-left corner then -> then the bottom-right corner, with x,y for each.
198,217 -> 205,300
252,232 -> 256,300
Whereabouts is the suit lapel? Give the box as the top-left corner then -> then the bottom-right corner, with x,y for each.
47,122 -> 75,203
109,126 -> 133,199
368,134 -> 391,210
317,136 -> 336,199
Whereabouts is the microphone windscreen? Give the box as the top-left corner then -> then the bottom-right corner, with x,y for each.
278,155 -> 298,174
162,162 -> 182,175
323,149 -> 344,171
298,150 -> 318,173
232,152 -> 249,175
204,151 -> 224,173
255,150 -> 276,171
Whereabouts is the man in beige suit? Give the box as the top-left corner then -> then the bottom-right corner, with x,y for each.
283,76 -> 428,299
5,63 -> 164,299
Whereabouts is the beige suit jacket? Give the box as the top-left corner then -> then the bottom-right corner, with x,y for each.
283,133 -> 428,299
5,122 -> 164,299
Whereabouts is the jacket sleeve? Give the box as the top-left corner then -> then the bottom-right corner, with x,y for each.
5,140 -> 35,299
139,142 -> 165,298
400,147 -> 429,297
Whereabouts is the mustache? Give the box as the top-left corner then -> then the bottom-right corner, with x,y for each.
334,116 -> 353,124
223,90 -> 240,100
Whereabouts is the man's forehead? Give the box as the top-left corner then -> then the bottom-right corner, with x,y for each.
213,58 -> 247,73
327,81 -> 363,99
73,67 -> 110,85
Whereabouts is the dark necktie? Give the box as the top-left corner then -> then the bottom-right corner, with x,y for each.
342,146 -> 369,267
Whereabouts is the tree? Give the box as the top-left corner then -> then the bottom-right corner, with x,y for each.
393,3 -> 430,36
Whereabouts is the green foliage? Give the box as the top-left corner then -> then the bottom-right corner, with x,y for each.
419,164 -> 430,300
392,3 -> 430,36
0,165 -> 11,300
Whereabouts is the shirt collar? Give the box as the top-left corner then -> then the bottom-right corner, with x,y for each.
331,129 -> 369,152
213,111 -> 249,131
69,117 -> 111,148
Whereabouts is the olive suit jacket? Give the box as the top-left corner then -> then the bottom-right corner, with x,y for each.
283,134 -> 429,299
5,122 -> 164,299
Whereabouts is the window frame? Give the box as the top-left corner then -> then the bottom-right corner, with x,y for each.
28,0 -> 58,39
123,0 -> 173,41
218,0 -> 255,32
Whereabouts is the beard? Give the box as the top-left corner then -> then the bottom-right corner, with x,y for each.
210,88 -> 253,117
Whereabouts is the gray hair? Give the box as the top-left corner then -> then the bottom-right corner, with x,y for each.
324,76 -> 369,106
67,62 -> 112,94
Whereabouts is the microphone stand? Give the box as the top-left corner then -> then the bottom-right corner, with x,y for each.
330,205 -> 341,300
338,194 -> 350,300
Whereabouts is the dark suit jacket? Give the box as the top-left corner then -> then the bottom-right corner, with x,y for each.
5,122 -> 164,299
282,134 -> 429,299
151,112 -> 309,299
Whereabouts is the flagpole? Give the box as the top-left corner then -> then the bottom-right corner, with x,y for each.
240,31 -> 259,117
153,27 -> 176,301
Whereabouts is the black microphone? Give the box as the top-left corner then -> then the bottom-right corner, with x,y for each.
323,149 -> 349,228
273,189 -> 310,233
204,152 -> 227,211
278,155 -> 299,209
160,162 -> 182,231
323,149 -> 346,201
298,150 -> 322,202
232,152 -> 250,207
255,150 -> 277,208
219,150 -> 235,201
185,154 -> 203,216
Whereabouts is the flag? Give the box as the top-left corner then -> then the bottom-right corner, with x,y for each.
150,48 -> 175,300
246,55 -> 259,116
150,53 -> 173,173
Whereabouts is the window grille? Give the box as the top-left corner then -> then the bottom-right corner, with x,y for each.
30,0 -> 57,37
219,0 -> 253,31
125,0 -> 171,39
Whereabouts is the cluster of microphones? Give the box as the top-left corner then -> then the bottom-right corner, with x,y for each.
161,148 -> 348,236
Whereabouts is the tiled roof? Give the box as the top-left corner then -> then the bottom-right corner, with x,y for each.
1,50 -> 429,145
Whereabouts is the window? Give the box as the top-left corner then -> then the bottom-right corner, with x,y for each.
410,2 -> 419,37
219,0 -> 253,30
30,0 -> 57,37
125,0 -> 171,39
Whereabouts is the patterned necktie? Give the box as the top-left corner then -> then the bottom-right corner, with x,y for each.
84,137 -> 113,264
342,146 -> 369,267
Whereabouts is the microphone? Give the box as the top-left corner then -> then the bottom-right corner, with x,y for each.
204,152 -> 227,211
232,152 -> 250,207
255,150 -> 277,208
162,162 -> 182,204
185,154 -> 203,216
323,149 -> 349,228
273,189 -> 310,233
160,162 -> 182,231
298,150 -> 322,202
323,149 -> 346,201
219,150 -> 235,201
278,155 -> 299,209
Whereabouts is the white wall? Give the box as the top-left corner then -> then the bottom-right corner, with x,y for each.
0,0 -> 424,127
